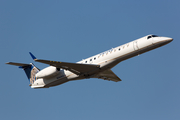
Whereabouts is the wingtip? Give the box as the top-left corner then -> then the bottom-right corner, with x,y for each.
5,62 -> 15,65
5,62 -> 10,65
29,52 -> 37,60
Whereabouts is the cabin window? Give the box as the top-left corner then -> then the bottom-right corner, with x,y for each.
94,57 -> 96,60
90,59 -> 92,61
110,49 -> 113,53
85,61 -> 87,63
119,48 -> 121,51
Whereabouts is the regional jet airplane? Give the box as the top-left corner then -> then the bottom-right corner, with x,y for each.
6,35 -> 173,88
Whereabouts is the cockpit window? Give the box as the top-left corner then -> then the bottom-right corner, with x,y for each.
152,35 -> 158,37
147,35 -> 158,39
147,36 -> 152,39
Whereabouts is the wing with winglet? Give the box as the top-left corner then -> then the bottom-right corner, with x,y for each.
29,52 -> 100,75
34,59 -> 100,75
93,69 -> 122,82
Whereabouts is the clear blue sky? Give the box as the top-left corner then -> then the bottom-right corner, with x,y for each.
1,0 -> 180,120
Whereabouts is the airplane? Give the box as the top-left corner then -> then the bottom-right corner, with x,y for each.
6,35 -> 173,88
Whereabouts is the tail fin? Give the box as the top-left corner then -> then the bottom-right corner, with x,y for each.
6,62 -> 40,84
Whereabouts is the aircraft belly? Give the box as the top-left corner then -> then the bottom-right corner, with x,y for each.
43,71 -> 81,87
44,77 -> 69,87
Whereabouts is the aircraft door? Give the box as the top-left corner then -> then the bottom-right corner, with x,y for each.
133,41 -> 139,51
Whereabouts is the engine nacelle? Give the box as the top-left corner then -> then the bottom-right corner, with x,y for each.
36,66 -> 59,78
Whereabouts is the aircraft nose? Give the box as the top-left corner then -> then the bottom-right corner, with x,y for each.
164,37 -> 173,42
152,36 -> 173,44
160,37 -> 173,44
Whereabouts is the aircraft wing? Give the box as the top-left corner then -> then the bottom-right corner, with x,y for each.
93,69 -> 122,82
34,59 -> 100,75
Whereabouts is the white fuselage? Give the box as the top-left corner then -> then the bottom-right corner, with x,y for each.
31,35 -> 173,88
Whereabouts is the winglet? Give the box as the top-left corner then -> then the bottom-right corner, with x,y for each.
29,52 -> 37,60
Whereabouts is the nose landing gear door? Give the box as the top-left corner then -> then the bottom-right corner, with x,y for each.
133,41 -> 139,51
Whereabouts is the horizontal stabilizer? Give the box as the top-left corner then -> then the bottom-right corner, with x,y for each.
6,62 -> 40,84
6,62 -> 31,67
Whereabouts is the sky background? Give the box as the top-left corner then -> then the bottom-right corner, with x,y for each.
1,0 -> 180,120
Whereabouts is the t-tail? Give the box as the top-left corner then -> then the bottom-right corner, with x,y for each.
6,62 -> 40,85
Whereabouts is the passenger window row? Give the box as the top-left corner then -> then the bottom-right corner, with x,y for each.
84,43 -> 130,63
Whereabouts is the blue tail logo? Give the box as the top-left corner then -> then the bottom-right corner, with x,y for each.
22,63 -> 40,84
